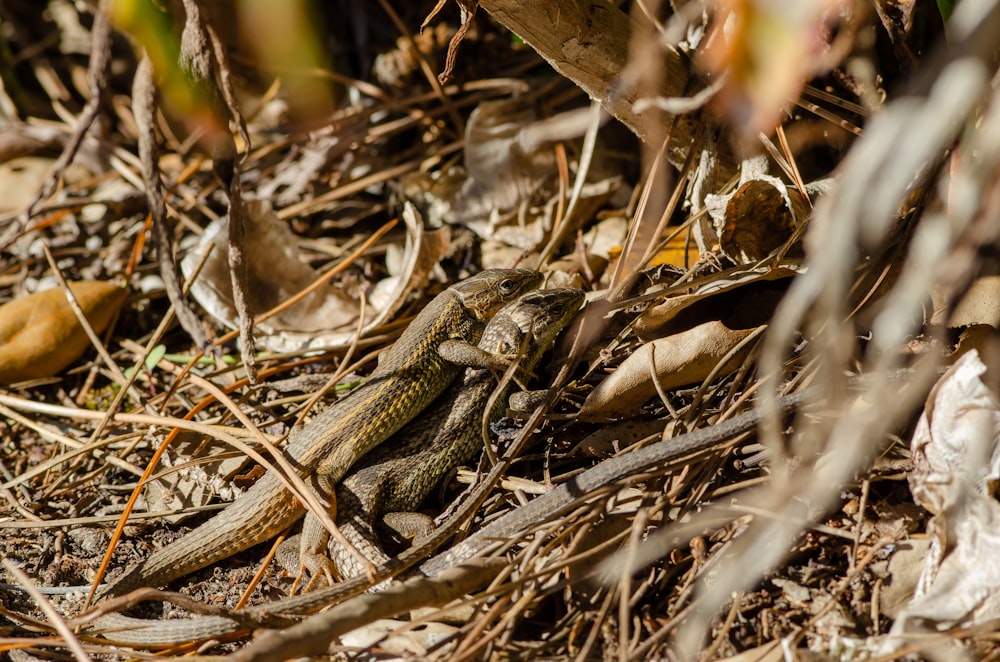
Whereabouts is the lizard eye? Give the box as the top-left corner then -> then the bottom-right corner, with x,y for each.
498,278 -> 517,294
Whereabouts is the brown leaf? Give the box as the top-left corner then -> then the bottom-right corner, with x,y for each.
878,538 -> 930,619
0,280 -> 127,383
182,201 -> 448,353
703,156 -> 828,264
719,179 -> 808,262
932,274 -> 1000,328
634,265 -> 798,341
578,321 -> 758,422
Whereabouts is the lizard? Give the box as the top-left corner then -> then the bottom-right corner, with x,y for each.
82,287 -> 581,645
80,385 -> 813,648
95,267 -> 542,599
326,287 -> 585,580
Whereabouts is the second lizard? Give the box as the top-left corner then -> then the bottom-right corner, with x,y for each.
99,268 -> 542,597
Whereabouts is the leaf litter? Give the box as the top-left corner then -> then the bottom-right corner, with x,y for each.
0,0 -> 999,660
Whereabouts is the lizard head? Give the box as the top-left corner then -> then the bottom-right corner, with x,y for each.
453,268 -> 543,321
504,288 -> 585,350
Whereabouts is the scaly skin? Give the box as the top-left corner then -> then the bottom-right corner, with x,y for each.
330,288 -> 585,578
85,390 -> 810,648
98,268 -> 541,598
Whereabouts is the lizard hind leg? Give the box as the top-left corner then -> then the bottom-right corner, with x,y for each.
273,532 -> 334,592
295,513 -> 340,590
381,511 -> 435,545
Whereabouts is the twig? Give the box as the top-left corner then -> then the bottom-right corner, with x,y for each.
2,559 -> 93,662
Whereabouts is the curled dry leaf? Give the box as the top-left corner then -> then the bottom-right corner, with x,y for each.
578,320 -> 758,422
0,280 -> 127,383
634,265 -> 799,342
404,96 -> 551,246
910,350 -> 1000,502
459,97 -> 554,214
883,351 -> 1000,648
953,324 -> 997,361
717,178 -> 808,262
704,155 -> 832,264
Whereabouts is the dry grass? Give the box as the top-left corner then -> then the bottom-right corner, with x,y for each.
2,0 -> 1000,660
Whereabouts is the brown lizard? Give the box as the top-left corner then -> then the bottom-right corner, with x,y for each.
327,287 -> 585,579
81,387 -> 811,648
97,268 -> 541,598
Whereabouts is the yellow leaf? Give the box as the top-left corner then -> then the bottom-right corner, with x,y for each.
0,281 -> 127,383
700,0 -> 841,137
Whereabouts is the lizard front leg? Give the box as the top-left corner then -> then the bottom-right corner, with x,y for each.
294,338 -> 518,586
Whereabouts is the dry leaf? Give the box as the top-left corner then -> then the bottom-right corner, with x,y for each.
579,320 -> 758,422
704,156 -> 832,264
584,215 -> 629,262
339,618 -> 460,655
144,431 -> 250,524
182,200 -> 448,352
883,351 -> 1000,649
408,96 -> 619,251
931,274 -> 1000,328
459,97 -> 553,213
0,157 -> 62,213
719,178 -> 808,262
878,538 -> 931,620
953,324 -> 997,362
0,280 -> 126,383
645,228 -> 701,268
909,350 -> 1000,501
700,0 -> 845,138
634,265 -> 798,341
